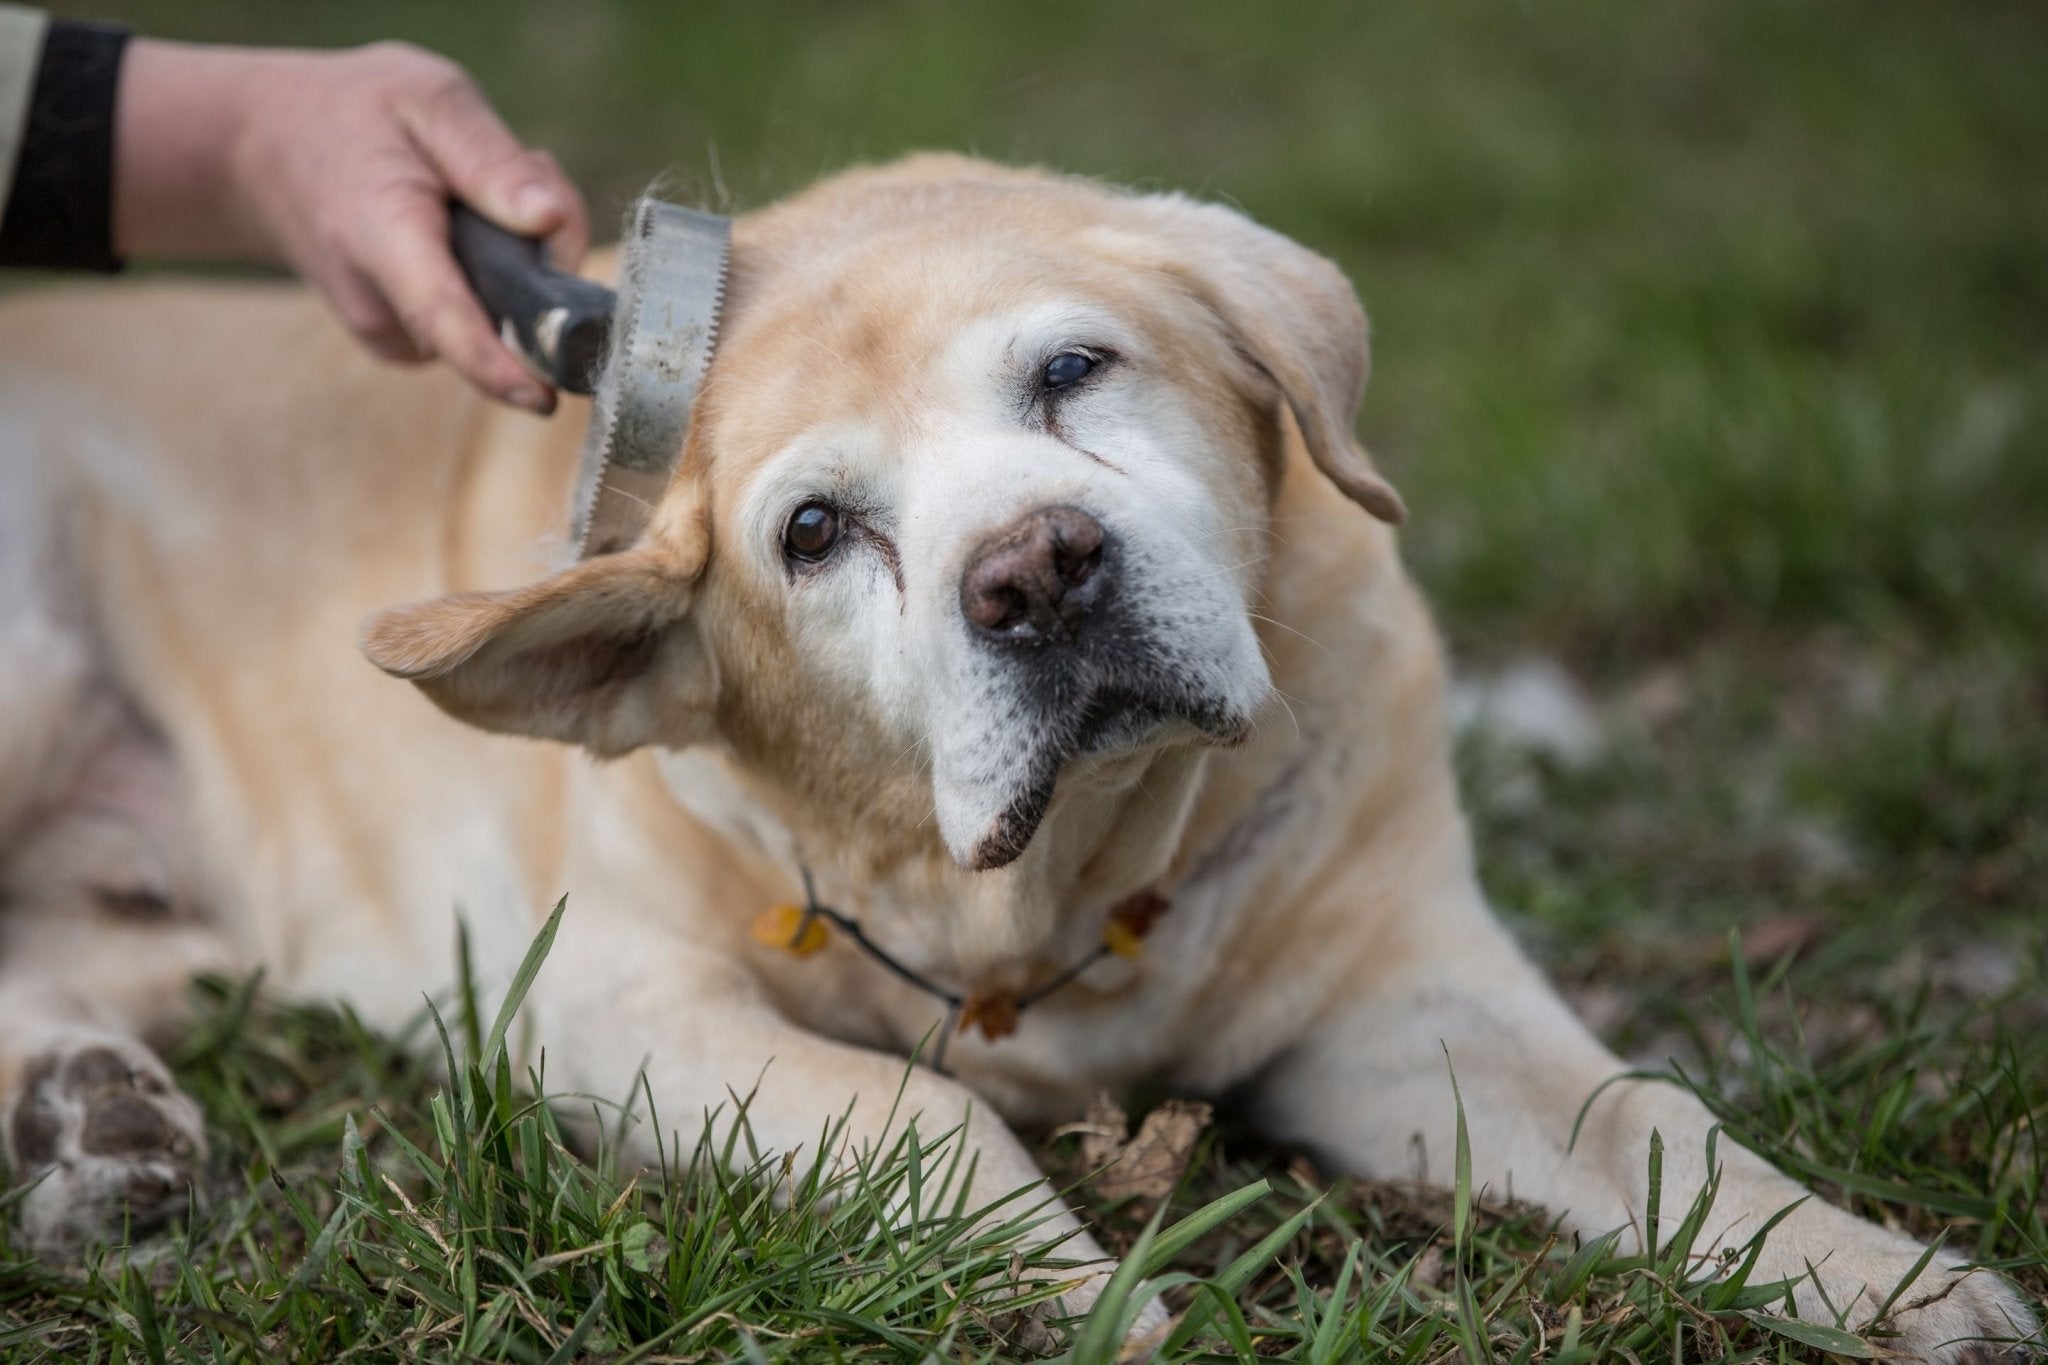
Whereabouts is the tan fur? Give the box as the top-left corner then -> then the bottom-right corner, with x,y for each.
0,156 -> 2031,1356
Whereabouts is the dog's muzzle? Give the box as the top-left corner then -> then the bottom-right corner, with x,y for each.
951,505 -> 1252,869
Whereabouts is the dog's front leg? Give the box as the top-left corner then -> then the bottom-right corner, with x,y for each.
527,925 -> 1147,1329
1249,894 -> 2037,1363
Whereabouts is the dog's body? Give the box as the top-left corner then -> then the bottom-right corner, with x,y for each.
0,157 -> 2031,1358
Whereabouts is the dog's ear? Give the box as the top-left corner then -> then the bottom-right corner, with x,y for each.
360,544 -> 715,757
1134,193 -> 1405,524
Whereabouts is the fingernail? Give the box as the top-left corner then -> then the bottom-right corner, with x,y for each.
512,181 -> 558,225
509,384 -> 551,413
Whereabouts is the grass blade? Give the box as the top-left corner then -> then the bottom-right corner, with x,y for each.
485,895 -> 568,1062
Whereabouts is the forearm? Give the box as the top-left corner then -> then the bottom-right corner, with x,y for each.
0,25 -> 287,265
110,38 -> 279,260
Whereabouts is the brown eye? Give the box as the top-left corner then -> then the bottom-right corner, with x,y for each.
783,501 -> 842,563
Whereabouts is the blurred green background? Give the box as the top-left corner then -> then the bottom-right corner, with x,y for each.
74,0 -> 2048,670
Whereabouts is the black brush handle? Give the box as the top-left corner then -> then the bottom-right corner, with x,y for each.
450,204 -> 614,395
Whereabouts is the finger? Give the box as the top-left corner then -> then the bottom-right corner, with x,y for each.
356,321 -> 430,365
394,71 -> 585,250
323,268 -> 429,363
360,193 -> 556,412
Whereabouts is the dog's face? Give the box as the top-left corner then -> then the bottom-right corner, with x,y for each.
701,184 -> 1295,875
366,157 -> 1400,939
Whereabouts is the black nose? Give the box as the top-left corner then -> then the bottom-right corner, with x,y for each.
961,506 -> 1108,645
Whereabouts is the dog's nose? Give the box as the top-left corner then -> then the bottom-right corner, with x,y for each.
961,506 -> 1108,645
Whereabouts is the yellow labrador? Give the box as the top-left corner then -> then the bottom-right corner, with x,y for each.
0,156 -> 2031,1359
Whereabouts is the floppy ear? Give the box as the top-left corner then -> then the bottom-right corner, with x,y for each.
360,547 -> 715,757
1134,193 -> 1406,524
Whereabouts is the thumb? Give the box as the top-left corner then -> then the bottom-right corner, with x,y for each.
396,74 -> 587,255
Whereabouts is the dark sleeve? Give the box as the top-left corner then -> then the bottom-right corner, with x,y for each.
0,17 -> 130,271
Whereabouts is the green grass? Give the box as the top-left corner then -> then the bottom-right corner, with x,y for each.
6,0 -> 2046,1358
0,919 -> 1108,1361
1,930 -> 2039,1360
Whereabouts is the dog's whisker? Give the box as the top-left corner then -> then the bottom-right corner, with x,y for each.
1246,610 -> 1336,661
1263,683 -> 1305,744
1194,522 -> 1282,544
1154,555 -> 1273,592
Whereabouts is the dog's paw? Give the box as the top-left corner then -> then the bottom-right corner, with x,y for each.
1762,1215 -> 2041,1364
1863,1260 -> 2041,1364
4,1034 -> 208,1257
1056,1267 -> 1173,1351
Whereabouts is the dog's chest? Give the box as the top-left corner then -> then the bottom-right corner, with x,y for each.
739,839 -> 1285,1124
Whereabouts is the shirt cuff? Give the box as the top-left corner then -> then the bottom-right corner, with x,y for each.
0,16 -> 131,272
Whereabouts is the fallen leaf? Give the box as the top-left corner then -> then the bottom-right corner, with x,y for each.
1074,1094 -> 1130,1172
1090,1098 -> 1212,1208
991,1300 -> 1065,1357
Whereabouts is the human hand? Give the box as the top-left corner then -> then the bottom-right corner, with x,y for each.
115,40 -> 589,412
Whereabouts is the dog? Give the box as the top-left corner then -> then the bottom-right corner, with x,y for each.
0,155 -> 2033,1359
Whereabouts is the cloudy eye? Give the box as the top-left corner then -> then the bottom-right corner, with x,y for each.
1042,350 -> 1096,391
782,500 -> 842,563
